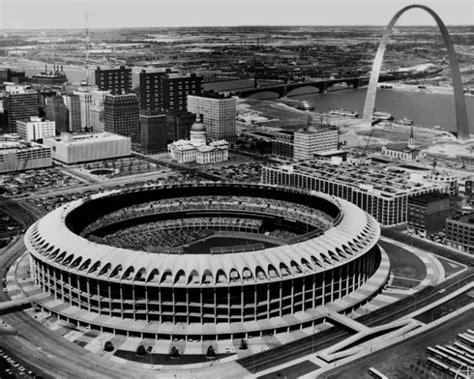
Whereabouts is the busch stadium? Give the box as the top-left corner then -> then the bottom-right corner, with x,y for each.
24,183 -> 389,340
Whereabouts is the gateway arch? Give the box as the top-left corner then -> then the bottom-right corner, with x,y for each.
362,4 -> 470,141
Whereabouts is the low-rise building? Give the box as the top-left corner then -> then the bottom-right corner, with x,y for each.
293,126 -> 338,160
0,136 -> 51,173
16,116 -> 56,141
381,126 -> 421,161
407,192 -> 456,237
445,214 -> 474,254
168,118 -> 228,164
43,132 -> 131,164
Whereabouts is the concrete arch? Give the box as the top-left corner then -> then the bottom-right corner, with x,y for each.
362,4 -> 469,141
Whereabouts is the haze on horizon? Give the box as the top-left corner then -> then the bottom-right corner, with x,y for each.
0,0 -> 473,30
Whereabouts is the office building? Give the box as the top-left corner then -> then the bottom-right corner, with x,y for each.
293,127 -> 339,160
16,117 -> 56,141
187,93 -> 236,143
63,94 -> 82,133
407,192 -> 456,237
262,161 -> 446,226
73,87 -> 94,131
95,66 -> 132,95
3,85 -> 39,133
0,68 -> 27,84
139,69 -> 202,112
139,112 -> 168,154
272,130 -> 294,158
445,214 -> 474,254
90,90 -> 111,132
0,137 -> 51,173
43,132 -> 131,164
104,94 -> 140,141
45,96 -> 68,134
166,111 -> 195,141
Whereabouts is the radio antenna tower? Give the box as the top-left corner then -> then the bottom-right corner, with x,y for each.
85,10 -> 90,86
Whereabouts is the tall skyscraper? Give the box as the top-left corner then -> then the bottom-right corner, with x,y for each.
95,66 -> 132,95
63,94 -> 82,133
45,95 -> 68,134
73,87 -> 94,131
90,90 -> 111,132
139,69 -> 202,113
139,112 -> 168,154
104,94 -> 140,141
3,85 -> 39,133
187,93 -> 236,143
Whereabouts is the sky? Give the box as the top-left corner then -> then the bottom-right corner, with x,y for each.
0,0 -> 473,29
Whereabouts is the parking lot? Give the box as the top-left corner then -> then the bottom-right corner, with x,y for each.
0,168 -> 83,197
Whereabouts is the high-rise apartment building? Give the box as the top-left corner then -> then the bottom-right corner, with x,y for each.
139,69 -> 202,112
104,94 -> 140,141
187,94 -> 236,143
95,66 -> 132,95
16,117 -> 56,141
293,127 -> 339,160
139,112 -> 168,154
63,94 -> 82,133
3,85 -> 39,133
45,96 -> 68,134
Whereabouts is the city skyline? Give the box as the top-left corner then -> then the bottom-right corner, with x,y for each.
0,0 -> 473,29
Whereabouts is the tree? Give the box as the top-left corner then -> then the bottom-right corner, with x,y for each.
170,346 -> 180,359
136,344 -> 146,357
206,345 -> 216,359
239,339 -> 248,350
104,341 -> 114,352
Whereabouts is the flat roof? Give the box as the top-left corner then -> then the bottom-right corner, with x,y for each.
409,191 -> 450,204
265,160 -> 440,197
48,132 -> 130,145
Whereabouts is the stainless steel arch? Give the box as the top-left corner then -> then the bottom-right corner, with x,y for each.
362,4 -> 470,141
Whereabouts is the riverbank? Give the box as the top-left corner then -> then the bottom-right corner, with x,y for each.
380,82 -> 473,96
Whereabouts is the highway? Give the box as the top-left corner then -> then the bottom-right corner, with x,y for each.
237,269 -> 473,374
0,198 -> 158,379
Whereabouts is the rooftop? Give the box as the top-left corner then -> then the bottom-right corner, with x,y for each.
47,132 -> 130,145
409,191 -> 450,204
449,213 -> 474,225
265,160 -> 441,197
0,140 -> 49,153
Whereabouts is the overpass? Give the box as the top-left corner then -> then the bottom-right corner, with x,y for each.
232,74 -> 397,98
0,293 -> 47,315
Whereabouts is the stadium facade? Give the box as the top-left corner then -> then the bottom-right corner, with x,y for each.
25,183 -> 387,340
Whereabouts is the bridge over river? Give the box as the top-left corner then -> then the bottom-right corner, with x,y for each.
231,73 -> 398,98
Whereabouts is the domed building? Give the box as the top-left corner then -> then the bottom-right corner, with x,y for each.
168,116 -> 229,164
